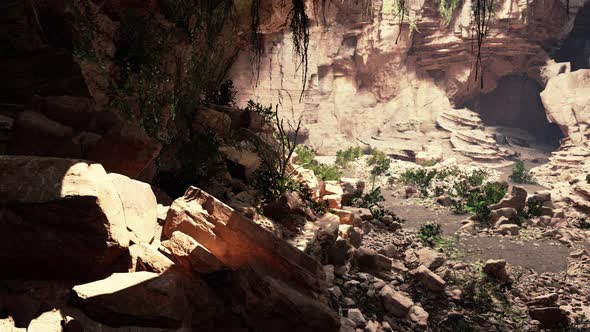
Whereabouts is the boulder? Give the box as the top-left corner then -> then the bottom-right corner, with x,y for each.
263,191 -> 314,221
323,180 -> 344,196
326,237 -> 354,266
324,194 -> 342,209
0,156 -> 158,280
494,216 -> 512,228
528,307 -> 569,329
497,224 -> 520,236
27,309 -> 63,332
342,206 -> 373,221
331,208 -> 355,225
379,285 -> 413,317
128,243 -> 174,273
526,293 -> 558,307
491,186 -> 527,211
409,305 -> 429,326
489,208 -> 518,223
483,259 -> 510,282
339,225 -> 363,248
160,231 -> 224,274
415,248 -> 445,270
72,271 -> 195,328
163,186 -> 327,296
347,308 -> 366,328
340,178 -> 364,204
355,247 -> 392,272
412,265 -> 446,293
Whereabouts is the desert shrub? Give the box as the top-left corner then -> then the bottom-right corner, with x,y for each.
400,168 -> 438,197
513,199 -> 543,226
352,187 -> 385,208
509,160 -> 536,184
244,100 -> 273,123
368,149 -> 391,176
418,222 -> 443,246
466,169 -> 488,187
421,159 -> 439,167
335,146 -> 363,168
252,167 -> 300,203
463,182 -> 508,220
293,145 -> 342,181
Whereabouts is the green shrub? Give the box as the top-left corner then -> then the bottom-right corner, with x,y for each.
421,159 -> 439,167
294,145 -> 342,181
252,166 -> 300,203
202,80 -> 237,106
335,146 -> 363,168
418,222 -> 442,246
244,100 -> 273,123
509,160 -> 536,184
368,149 -> 391,177
400,168 -> 438,197
462,182 -> 508,221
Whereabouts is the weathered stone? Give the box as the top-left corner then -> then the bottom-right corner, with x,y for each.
409,305 -> 429,326
347,308 -> 366,328
163,187 -> 328,297
379,285 -> 413,317
0,156 -> 158,280
528,307 -> 569,329
327,237 -> 354,266
415,248 -> 445,270
27,309 -> 63,332
489,207 -> 518,223
497,224 -> 520,236
332,208 -> 355,225
339,225 -> 363,248
526,293 -> 558,307
494,216 -> 512,228
413,265 -> 446,292
129,243 -> 174,273
355,247 -> 392,272
72,271 -> 193,327
491,186 -> 527,211
160,231 -> 224,274
483,259 -> 510,282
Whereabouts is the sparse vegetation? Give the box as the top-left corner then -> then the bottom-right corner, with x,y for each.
335,146 -> 363,168
436,0 -> 462,25
293,145 -> 342,181
573,217 -> 590,230
418,222 -> 443,246
509,160 -> 536,184
368,149 -> 391,189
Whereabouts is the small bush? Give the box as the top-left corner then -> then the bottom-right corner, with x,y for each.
335,146 -> 363,168
368,149 -> 391,177
400,168 -> 438,197
509,160 -> 536,184
418,222 -> 442,246
421,159 -> 439,167
294,145 -> 342,181
244,100 -> 273,123
352,187 -> 385,209
463,182 -> 508,221
252,167 -> 300,203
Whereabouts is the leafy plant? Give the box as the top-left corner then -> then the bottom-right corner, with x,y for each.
252,167 -> 300,203
421,159 -> 439,167
418,222 -> 442,246
244,100 -> 274,123
509,160 -> 536,184
462,182 -> 508,221
335,146 -> 363,168
436,0 -> 462,25
400,168 -> 438,197
293,145 -> 342,181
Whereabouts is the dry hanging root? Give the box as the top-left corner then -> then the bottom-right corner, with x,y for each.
472,0 -> 495,88
250,0 -> 263,85
287,0 -> 310,101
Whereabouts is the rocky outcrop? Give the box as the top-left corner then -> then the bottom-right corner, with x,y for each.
541,69 -> 590,142
0,156 -> 158,280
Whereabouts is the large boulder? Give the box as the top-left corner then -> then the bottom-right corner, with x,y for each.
491,186 -> 527,211
0,156 -> 158,280
541,69 -> 590,141
163,186 -> 333,302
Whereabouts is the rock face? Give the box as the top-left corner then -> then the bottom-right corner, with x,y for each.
0,156 -> 158,280
541,69 -> 590,142
229,0 -> 589,154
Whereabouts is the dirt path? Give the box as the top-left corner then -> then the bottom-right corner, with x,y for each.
382,188 -> 572,274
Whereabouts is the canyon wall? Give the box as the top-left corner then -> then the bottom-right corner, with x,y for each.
229,0 -> 590,154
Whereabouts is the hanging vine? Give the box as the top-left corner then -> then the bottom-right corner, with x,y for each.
286,0 -> 311,101
471,0 -> 495,88
250,0 -> 264,85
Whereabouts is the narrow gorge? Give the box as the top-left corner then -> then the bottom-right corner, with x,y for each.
1,0 -> 589,331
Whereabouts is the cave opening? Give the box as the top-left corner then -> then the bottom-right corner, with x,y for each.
466,74 -> 564,148
554,1 -> 590,70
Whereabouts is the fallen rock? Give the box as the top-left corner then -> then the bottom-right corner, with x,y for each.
528,307 -> 569,329
347,308 -> 366,328
339,225 -> 363,248
497,224 -> 520,236
413,265 -> 446,293
491,186 -> 527,211
129,243 -> 174,273
379,285 -> 413,317
163,186 -> 327,297
483,259 -> 510,282
160,231 -> 224,274
494,216 -> 512,228
355,247 -> 392,272
0,156 -> 158,280
526,293 -> 558,307
409,305 -> 429,326
415,248 -> 445,270
489,207 -> 518,223
332,208 -> 355,225
72,271 -> 194,328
